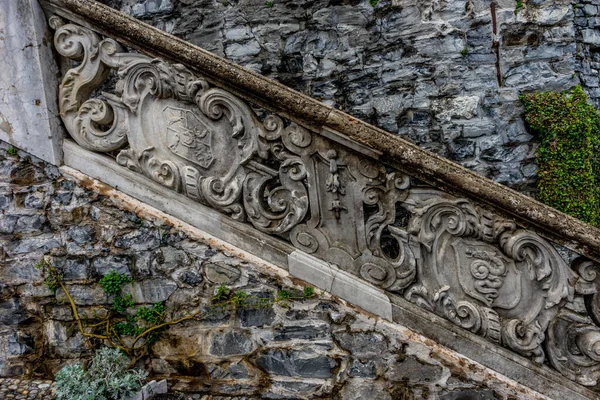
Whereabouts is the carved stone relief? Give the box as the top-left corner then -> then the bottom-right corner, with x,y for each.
51,18 -> 600,389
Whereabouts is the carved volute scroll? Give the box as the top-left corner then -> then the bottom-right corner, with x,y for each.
403,193 -> 575,362
51,18 -> 600,388
544,258 -> 600,387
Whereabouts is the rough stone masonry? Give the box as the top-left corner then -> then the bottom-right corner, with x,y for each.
96,0 -> 600,198
0,143 -> 547,398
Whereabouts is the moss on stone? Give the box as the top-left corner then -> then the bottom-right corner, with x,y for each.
521,86 -> 600,226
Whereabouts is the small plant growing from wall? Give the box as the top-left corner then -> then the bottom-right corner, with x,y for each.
514,0 -> 525,14
36,257 -> 317,368
54,347 -> 147,400
520,86 -> 600,226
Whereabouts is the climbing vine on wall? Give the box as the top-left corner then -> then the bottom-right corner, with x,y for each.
520,86 -> 600,226
35,257 -> 317,368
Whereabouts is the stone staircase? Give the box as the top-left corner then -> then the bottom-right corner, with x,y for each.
4,0 -> 600,398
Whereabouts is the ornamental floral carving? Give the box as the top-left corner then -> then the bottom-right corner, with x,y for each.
404,195 -> 576,362
52,18 -> 599,387
544,258 -> 600,387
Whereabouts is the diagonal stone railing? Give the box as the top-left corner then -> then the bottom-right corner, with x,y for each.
26,0 -> 600,398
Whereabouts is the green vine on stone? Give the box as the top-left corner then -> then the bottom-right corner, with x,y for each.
37,257 -> 319,367
520,85 -> 600,226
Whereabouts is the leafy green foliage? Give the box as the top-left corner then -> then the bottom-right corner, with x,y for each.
112,293 -> 134,314
136,302 -> 166,324
213,284 -> 229,302
99,270 -> 133,295
520,86 -> 600,226
276,289 -> 291,300
113,320 -> 142,337
6,147 -> 17,156
231,290 -> 248,306
460,48 -> 468,58
369,0 -> 379,6
265,0 -> 274,7
303,286 -> 315,298
42,260 -> 321,369
35,258 -> 63,294
514,0 -> 524,14
55,347 -> 147,400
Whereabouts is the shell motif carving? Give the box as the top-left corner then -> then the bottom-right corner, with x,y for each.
52,19 -> 598,387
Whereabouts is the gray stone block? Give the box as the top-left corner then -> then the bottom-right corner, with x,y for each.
255,349 -> 337,378
209,330 -> 254,356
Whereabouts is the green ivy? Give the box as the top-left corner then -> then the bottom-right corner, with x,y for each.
520,86 -> 600,226
136,302 -> 166,324
99,270 -> 133,295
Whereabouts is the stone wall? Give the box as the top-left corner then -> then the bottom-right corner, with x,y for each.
94,0 -> 592,196
575,0 -> 600,106
0,143 -> 545,399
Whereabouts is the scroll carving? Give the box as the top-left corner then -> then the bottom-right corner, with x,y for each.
51,18 -> 307,230
404,197 -> 575,362
52,19 -> 600,388
547,310 -> 600,387
544,257 -> 600,386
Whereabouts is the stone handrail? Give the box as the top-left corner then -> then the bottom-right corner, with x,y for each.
39,0 -> 600,395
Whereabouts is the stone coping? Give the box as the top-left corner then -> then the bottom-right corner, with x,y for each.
38,0 -> 600,261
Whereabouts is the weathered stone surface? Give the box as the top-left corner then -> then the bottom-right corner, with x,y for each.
0,0 -> 64,165
347,359 -> 377,378
66,225 -> 96,245
89,0 -> 590,194
115,228 -> 161,252
204,262 -> 241,284
387,356 -> 444,384
129,278 -> 177,303
238,306 -> 276,328
0,137 -> 585,398
338,379 -> 392,400
273,324 -> 329,341
0,299 -> 30,326
92,255 -> 132,276
254,349 -> 337,379
439,388 -> 499,400
54,257 -> 90,281
208,361 -> 251,380
334,331 -> 388,359
208,330 -> 254,357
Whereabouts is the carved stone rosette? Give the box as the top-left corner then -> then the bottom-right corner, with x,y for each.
51,18 -> 600,388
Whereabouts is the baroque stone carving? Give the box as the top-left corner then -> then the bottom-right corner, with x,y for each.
404,195 -> 575,362
545,258 -> 600,387
51,19 -> 598,387
547,309 -> 600,387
